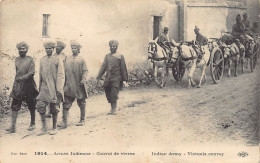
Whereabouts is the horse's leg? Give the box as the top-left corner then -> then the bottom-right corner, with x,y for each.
204,72 -> 207,85
154,66 -> 160,86
159,66 -> 165,88
188,61 -> 196,87
235,54 -> 239,77
198,64 -> 207,88
227,59 -> 231,77
163,66 -> 169,87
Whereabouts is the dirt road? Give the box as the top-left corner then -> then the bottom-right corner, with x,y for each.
0,66 -> 259,163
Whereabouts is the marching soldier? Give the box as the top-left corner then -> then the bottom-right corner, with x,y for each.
60,41 -> 88,128
96,40 -> 128,115
46,41 -> 67,118
6,42 -> 38,133
36,41 -> 65,135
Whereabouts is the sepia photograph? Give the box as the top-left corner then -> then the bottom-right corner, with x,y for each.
0,0 -> 259,162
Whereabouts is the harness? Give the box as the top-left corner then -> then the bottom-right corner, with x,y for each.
178,41 -> 198,61
148,42 -> 168,62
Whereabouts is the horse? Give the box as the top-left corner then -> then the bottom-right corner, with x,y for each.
221,40 -> 245,77
171,40 -> 210,88
147,37 -> 176,87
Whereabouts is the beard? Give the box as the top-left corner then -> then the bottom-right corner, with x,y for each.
19,51 -> 27,57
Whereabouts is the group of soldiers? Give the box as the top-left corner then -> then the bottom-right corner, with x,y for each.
6,40 -> 128,135
5,12 -> 259,136
157,13 -> 259,60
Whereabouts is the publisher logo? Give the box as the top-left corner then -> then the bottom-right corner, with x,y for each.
237,151 -> 248,157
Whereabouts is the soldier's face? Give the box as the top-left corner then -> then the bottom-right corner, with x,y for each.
195,30 -> 199,35
164,30 -> 168,34
56,46 -> 63,54
72,46 -> 80,55
110,45 -> 117,53
18,46 -> 27,57
45,47 -> 54,56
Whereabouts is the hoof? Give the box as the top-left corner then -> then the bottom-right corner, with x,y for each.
234,74 -> 238,77
197,85 -> 201,88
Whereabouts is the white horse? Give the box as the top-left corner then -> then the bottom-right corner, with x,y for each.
147,38 -> 176,87
172,40 -> 210,88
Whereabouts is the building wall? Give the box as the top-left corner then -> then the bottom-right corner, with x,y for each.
186,4 -> 229,41
0,0 -> 151,81
180,0 -> 256,41
148,0 -> 179,41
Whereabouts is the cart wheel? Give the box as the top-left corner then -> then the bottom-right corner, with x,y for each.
172,56 -> 185,83
210,48 -> 224,84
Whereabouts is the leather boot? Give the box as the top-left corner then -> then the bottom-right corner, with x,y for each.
6,110 -> 18,133
76,106 -> 85,126
37,113 -> 47,136
28,109 -> 36,131
49,114 -> 58,135
109,102 -> 117,115
59,109 -> 68,129
57,108 -> 66,128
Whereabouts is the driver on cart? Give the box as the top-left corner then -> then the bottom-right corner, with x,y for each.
194,26 -> 208,61
157,27 -> 173,62
232,14 -> 254,54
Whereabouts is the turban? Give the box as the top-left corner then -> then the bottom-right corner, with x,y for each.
56,41 -> 66,49
236,14 -> 241,22
109,40 -> 119,47
43,41 -> 56,48
16,42 -> 29,50
164,27 -> 169,31
243,13 -> 248,18
194,26 -> 200,32
70,40 -> 82,49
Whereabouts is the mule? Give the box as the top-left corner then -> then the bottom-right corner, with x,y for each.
147,38 -> 176,87
172,40 -> 210,88
222,41 -> 245,77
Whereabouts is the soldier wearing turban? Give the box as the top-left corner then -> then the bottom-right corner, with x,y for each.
96,40 -> 128,115
59,40 -> 88,128
16,42 -> 30,50
193,26 -> 208,61
6,42 -> 38,133
157,27 -> 170,51
45,41 -> 67,119
56,41 -> 67,61
194,26 -> 208,46
43,41 -> 56,49
242,13 -> 250,30
70,40 -> 82,50
36,41 -> 65,135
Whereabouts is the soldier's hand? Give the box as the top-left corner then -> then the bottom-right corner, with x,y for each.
16,77 -> 22,82
123,81 -> 129,88
78,80 -> 85,86
96,78 -> 101,85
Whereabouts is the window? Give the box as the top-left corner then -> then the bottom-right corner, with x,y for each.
42,14 -> 50,38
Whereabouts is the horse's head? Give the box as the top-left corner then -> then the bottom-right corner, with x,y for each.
148,42 -> 158,59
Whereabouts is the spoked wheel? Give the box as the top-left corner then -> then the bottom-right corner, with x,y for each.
172,56 -> 185,83
210,48 -> 224,84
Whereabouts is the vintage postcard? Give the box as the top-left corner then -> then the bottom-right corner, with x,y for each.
0,0 -> 259,162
